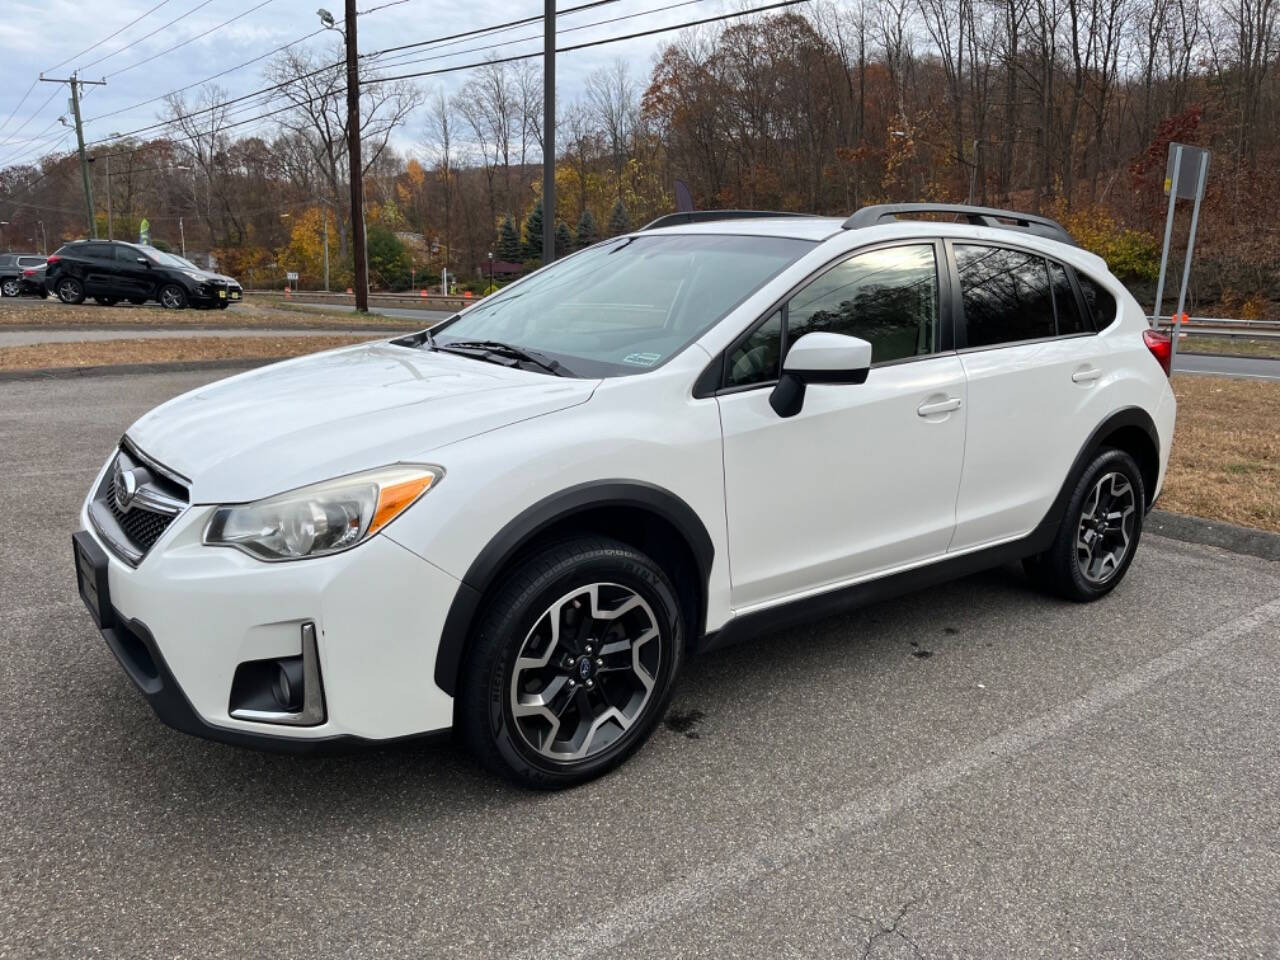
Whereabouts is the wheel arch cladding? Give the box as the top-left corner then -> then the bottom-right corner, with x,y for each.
433,480 -> 715,697
1049,406 -> 1160,527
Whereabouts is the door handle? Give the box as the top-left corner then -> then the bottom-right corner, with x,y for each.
917,397 -> 962,417
1072,366 -> 1102,384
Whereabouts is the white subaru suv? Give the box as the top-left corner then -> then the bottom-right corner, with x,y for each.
73,204 -> 1177,787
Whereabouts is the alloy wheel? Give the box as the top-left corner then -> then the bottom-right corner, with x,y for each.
160,287 -> 185,309
1075,471 -> 1136,584
509,582 -> 662,763
1,279 -> 19,297
57,280 -> 80,302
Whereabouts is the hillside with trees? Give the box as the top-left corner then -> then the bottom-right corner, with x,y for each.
1,0 -> 1275,312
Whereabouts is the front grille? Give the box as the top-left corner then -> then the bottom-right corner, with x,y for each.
88,441 -> 189,565
106,473 -> 177,552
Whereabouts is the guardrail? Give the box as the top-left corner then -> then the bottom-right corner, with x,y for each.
247,289 -> 474,311
1152,316 -> 1280,338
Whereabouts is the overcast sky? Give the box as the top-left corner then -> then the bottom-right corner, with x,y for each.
0,0 -> 735,168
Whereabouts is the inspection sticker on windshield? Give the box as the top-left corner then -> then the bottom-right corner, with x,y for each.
622,352 -> 662,367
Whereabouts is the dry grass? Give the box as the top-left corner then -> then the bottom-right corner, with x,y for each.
1161,375 -> 1280,532
0,296 -> 412,330
1181,335 -> 1280,359
0,335 -> 373,371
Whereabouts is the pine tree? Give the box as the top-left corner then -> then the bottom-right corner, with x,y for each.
522,199 -> 544,261
554,221 -> 572,258
574,208 -> 599,249
496,215 -> 521,262
607,198 -> 632,236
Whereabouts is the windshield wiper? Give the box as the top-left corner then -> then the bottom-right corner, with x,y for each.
436,339 -> 573,377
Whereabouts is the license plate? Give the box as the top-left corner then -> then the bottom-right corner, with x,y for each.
230,290 -> 241,300
72,531 -> 112,628
218,289 -> 227,299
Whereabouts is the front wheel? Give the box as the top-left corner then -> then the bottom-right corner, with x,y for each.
1,278 -> 20,297
458,536 -> 685,789
158,284 -> 188,310
56,277 -> 85,304
1026,448 -> 1146,602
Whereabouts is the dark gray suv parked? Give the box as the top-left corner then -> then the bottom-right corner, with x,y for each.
0,253 -> 48,298
45,240 -> 243,309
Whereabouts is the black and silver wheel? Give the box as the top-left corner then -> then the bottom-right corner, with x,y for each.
1,278 -> 20,298
56,277 -> 85,304
459,536 -> 684,788
158,284 -> 188,309
1025,448 -> 1145,602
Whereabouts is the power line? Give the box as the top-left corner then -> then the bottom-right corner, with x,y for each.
0,80 -> 38,140
0,87 -> 62,151
45,0 -> 177,73
82,26 -> 333,124
82,0 -> 623,149
78,0 -> 220,73
103,0 -> 282,80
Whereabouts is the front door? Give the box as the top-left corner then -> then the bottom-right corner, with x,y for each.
716,241 -> 967,610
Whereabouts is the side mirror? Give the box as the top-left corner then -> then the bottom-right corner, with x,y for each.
769,332 -> 872,418
136,257 -> 150,266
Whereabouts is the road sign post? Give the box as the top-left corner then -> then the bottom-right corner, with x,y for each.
1152,142 -> 1210,368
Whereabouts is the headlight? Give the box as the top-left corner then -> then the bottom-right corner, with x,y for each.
203,464 -> 442,561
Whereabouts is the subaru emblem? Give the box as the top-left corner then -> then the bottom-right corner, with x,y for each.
113,462 -> 138,512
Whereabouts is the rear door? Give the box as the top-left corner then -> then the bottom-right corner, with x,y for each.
79,243 -> 119,295
946,241 -> 1105,551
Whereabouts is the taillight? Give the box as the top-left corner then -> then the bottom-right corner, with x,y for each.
45,255 -> 61,265
1143,328 -> 1172,377
23,268 -> 34,276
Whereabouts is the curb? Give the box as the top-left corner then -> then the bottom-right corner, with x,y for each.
1148,509 -> 1280,562
0,357 -> 274,382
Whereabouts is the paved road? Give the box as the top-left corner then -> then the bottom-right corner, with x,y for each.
3,370 -> 1280,958
1175,351 -> 1280,381
0,327 -> 382,347
285,301 -> 454,323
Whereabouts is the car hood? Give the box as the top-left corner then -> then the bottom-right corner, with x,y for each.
125,340 -> 599,503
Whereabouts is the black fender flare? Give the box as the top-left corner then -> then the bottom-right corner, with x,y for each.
1026,405 -> 1161,552
433,480 -> 715,696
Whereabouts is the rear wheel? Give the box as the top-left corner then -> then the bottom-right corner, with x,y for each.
1025,448 -> 1145,602
1,278 -> 20,298
158,284 -> 188,310
93,296 -> 119,306
56,277 -> 85,304
459,536 -> 685,789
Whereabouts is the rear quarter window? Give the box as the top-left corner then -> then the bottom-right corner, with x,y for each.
1075,271 -> 1117,329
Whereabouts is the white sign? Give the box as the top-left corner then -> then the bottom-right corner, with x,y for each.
286,271 -> 299,282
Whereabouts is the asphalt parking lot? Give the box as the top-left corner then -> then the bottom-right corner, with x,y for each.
3,369 -> 1280,959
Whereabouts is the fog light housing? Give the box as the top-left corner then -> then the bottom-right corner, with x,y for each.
228,623 -> 325,726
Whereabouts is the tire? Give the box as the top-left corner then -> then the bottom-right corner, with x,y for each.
127,297 -> 146,305
158,284 -> 188,310
458,536 -> 685,789
1,278 -> 20,298
1025,448 -> 1146,602
56,277 -> 85,304
93,296 -> 119,306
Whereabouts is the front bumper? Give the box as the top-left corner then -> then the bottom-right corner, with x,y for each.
190,280 -> 243,306
74,491 -> 462,750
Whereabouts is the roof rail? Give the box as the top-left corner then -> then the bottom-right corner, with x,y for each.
641,210 -> 811,230
843,203 -> 1074,245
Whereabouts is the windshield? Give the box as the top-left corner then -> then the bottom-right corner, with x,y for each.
432,233 -> 812,376
139,246 -> 186,268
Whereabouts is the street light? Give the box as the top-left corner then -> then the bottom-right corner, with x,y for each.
488,250 -> 494,294
317,7 -> 336,28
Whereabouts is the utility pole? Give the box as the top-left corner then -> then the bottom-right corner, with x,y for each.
41,72 -> 105,239
542,0 -> 556,264
105,155 -> 112,240
179,218 -> 186,256
331,0 -> 369,312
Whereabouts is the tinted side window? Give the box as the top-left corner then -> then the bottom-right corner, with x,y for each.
17,257 -> 45,267
80,243 -> 113,260
1049,261 -> 1090,335
727,310 -> 782,387
1075,272 -> 1117,329
0,255 -> 13,267
955,245 -> 1055,347
786,243 -> 939,364
114,246 -> 142,262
